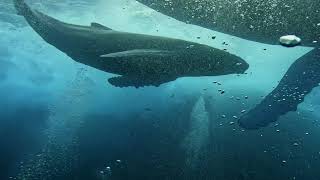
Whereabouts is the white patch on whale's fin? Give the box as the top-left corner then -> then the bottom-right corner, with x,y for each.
90,22 -> 112,30
100,49 -> 175,58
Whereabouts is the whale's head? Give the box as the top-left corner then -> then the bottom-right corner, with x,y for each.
181,44 -> 249,76
213,53 -> 249,75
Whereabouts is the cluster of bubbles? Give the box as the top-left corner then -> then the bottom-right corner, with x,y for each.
97,166 -> 112,180
144,0 -> 319,45
16,66 -> 93,179
96,159 -> 125,180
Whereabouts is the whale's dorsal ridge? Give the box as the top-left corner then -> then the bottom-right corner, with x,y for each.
90,22 -> 112,30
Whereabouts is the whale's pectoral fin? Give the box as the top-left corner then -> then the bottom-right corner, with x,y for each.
238,49 -> 320,129
91,22 -> 112,30
100,49 -> 175,58
108,75 -> 177,88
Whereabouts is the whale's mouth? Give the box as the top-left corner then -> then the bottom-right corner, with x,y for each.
233,60 -> 249,75
240,61 -> 250,74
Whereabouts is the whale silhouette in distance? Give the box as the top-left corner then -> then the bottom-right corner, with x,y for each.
13,0 -> 248,88
136,0 -> 320,129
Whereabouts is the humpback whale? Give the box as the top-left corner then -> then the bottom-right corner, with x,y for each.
136,0 -> 320,129
13,0 -> 248,88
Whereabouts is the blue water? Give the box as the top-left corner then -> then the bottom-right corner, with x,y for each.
1,0 -> 320,179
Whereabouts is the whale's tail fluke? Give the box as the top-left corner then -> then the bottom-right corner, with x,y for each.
13,0 -> 29,16
12,0 -> 69,49
13,0 -> 45,30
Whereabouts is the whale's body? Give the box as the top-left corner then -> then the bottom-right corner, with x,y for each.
13,0 -> 248,88
136,0 -> 320,128
137,0 -> 319,47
